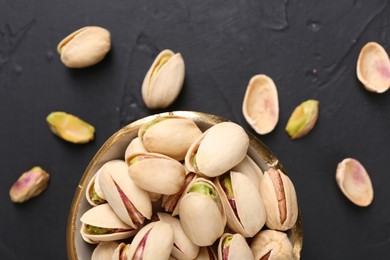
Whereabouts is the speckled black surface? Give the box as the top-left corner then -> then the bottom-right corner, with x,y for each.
1,0 -> 390,259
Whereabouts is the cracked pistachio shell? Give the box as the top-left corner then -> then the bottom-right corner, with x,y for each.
9,166 -> 49,203
128,152 -> 186,195
91,241 -> 119,260
215,171 -> 266,237
139,115 -> 202,161
112,243 -> 131,260
127,221 -> 174,260
260,168 -> 298,231
194,247 -> 217,260
179,178 -> 227,246
242,74 -> 279,135
99,160 -> 152,229
80,204 -> 136,244
217,233 -> 254,260
142,49 -> 185,109
46,111 -> 95,143
185,122 -> 249,178
357,42 -> 390,93
232,155 -> 263,191
285,99 -> 319,140
57,26 -> 111,68
124,137 -> 148,161
336,158 -> 373,207
250,230 -> 293,260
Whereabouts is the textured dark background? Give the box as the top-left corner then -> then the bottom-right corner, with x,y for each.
1,0 -> 389,259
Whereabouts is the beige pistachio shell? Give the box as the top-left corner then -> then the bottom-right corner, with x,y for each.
217,233 -> 254,260
80,204 -> 136,244
124,137 -> 148,161
357,42 -> 390,93
242,74 -> 279,135
250,230 -> 293,260
99,160 -> 152,228
142,49 -> 185,109
127,221 -> 174,260
157,212 -> 200,260
260,168 -> 298,231
179,178 -> 226,246
112,242 -> 131,260
194,247 -> 217,260
185,122 -> 249,177
139,116 -> 202,161
91,241 -> 119,260
57,26 -> 111,68
215,171 -> 266,237
336,158 -> 373,207
232,155 -> 263,191
128,153 -> 186,195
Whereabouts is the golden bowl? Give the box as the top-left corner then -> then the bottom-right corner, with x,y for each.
66,111 -> 303,259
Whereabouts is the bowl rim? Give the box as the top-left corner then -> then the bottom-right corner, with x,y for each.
66,111 -> 303,259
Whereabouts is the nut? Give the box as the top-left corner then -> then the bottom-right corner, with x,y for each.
285,99 -> 319,139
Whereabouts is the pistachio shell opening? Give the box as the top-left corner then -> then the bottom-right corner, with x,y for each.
285,99 -> 319,140
357,42 -> 390,93
336,158 -> 373,207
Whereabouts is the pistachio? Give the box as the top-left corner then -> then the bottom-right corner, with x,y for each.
218,233 -> 254,260
91,241 -> 119,260
285,99 -> 319,139
336,158 -> 373,207
9,166 -> 49,203
232,155 -> 263,192
141,49 -> 185,109
242,74 -> 279,135
46,111 -> 95,143
194,247 -> 217,260
250,230 -> 293,260
124,137 -> 148,161
57,26 -> 111,68
357,42 -> 390,93
112,243 -> 131,260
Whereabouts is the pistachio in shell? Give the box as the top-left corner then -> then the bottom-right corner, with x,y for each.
194,247 -> 217,260
124,137 -> 148,161
250,230 -> 293,260
112,242 -> 131,260
218,233 -> 254,260
46,111 -> 95,143
91,241 -> 119,260
232,155 -> 263,192
285,99 -> 319,140
336,158 -> 373,207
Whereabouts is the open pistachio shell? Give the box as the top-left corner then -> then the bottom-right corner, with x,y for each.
112,243 -> 131,260
185,122 -> 249,177
179,178 -> 226,246
127,221 -> 174,260
242,74 -> 279,135
260,168 -> 298,231
217,233 -> 254,260
80,204 -> 136,244
158,212 -> 200,260
250,230 -> 293,260
357,42 -> 390,93
142,49 -> 185,109
139,115 -> 202,161
99,160 -> 152,229
124,137 -> 148,161
194,247 -> 217,260
232,155 -> 263,191
336,158 -> 373,207
91,241 -> 119,260
215,171 -> 266,237
128,152 -> 186,195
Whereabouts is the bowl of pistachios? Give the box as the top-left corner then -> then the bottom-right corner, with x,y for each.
66,111 -> 303,260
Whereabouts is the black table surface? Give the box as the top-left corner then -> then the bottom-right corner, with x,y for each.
1,0 -> 390,259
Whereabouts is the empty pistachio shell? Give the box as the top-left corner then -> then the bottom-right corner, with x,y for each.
218,233 -> 254,260
285,99 -> 319,140
57,26 -> 111,68
9,166 -> 49,203
91,241 -> 119,260
250,230 -> 293,260
194,247 -> 217,260
336,158 -> 373,207
357,42 -> 390,93
47,111 -> 95,143
142,49 -> 185,109
242,74 -> 279,135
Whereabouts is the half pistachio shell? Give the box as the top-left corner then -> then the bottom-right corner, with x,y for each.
185,122 -> 249,178
128,152 -> 186,195
194,247 -> 217,260
91,241 -> 119,260
232,155 -> 263,191
260,168 -> 298,231
217,233 -> 254,260
112,242 -> 131,260
80,203 -> 136,244
57,26 -> 111,68
215,171 -> 266,237
99,160 -> 152,229
46,111 -> 95,143
250,230 -> 293,260
285,99 -> 319,140
142,49 -> 185,109
336,158 -> 373,207
127,221 -> 174,260
357,42 -> 390,93
139,115 -> 202,161
242,74 -> 279,135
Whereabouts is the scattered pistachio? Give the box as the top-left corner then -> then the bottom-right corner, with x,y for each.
46,111 -> 95,143
285,99 -> 319,139
9,166 -> 49,203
